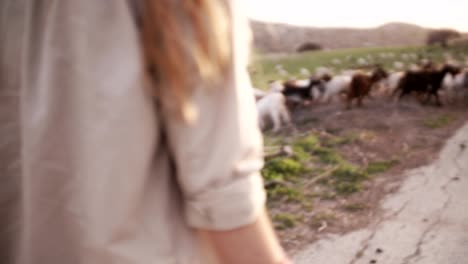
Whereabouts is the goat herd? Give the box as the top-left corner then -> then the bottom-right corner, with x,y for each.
253,59 -> 468,132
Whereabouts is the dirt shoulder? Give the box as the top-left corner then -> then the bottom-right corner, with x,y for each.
263,97 -> 468,255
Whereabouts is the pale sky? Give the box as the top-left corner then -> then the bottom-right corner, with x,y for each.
245,0 -> 468,32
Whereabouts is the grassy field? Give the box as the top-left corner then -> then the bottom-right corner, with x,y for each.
249,45 -> 468,89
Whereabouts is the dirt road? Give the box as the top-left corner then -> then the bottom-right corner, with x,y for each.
294,122 -> 468,264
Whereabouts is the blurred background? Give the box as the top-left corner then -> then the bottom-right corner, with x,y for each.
246,1 -> 468,261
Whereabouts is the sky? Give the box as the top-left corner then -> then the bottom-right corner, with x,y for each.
245,0 -> 468,32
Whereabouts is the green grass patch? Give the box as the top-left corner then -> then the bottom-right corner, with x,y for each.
262,157 -> 308,182
422,115 -> 456,129
313,147 -> 344,165
332,164 -> 369,195
268,185 -> 304,202
323,135 -> 356,147
292,135 -> 320,151
335,182 -> 363,195
290,134 -> 321,161
332,164 -> 369,182
291,145 -> 310,162
273,213 -> 302,230
366,160 -> 399,175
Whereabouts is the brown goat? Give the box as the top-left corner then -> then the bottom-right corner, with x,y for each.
347,67 -> 388,109
394,64 -> 461,106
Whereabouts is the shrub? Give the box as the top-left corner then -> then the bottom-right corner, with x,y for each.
427,29 -> 461,48
296,42 -> 323,53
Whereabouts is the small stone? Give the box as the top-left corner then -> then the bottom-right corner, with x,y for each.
370,260 -> 377,264
452,177 -> 460,181
376,248 -> 383,254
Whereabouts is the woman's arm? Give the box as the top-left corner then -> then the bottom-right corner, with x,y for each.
160,1 -> 288,263
199,210 -> 288,264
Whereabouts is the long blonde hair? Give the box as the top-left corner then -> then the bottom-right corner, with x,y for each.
141,0 -> 232,122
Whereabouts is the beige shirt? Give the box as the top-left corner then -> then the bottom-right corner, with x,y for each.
0,1 -> 266,263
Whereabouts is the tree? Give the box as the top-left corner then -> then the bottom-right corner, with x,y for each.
426,29 -> 461,48
296,42 -> 322,53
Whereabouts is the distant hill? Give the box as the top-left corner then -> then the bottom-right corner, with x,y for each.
250,21 -> 434,53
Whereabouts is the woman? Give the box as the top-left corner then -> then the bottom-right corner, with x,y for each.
0,0 -> 290,263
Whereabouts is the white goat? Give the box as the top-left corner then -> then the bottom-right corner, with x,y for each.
443,71 -> 468,102
382,71 -> 405,96
252,87 -> 268,101
320,75 -> 352,103
291,79 -> 311,87
269,80 -> 284,92
256,92 -> 291,132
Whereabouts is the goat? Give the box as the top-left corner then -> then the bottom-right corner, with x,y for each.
281,77 -> 324,101
394,64 -> 461,106
256,92 -> 291,132
382,71 -> 405,96
419,59 -> 436,71
443,71 -> 468,102
315,66 -> 333,79
268,80 -> 284,92
320,74 -> 353,103
252,87 -> 268,101
347,67 -> 388,109
280,77 -> 325,110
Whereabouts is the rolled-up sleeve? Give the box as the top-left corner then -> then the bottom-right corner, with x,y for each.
161,1 -> 265,231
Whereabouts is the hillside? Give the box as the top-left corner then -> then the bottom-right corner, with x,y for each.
251,21 -> 431,53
